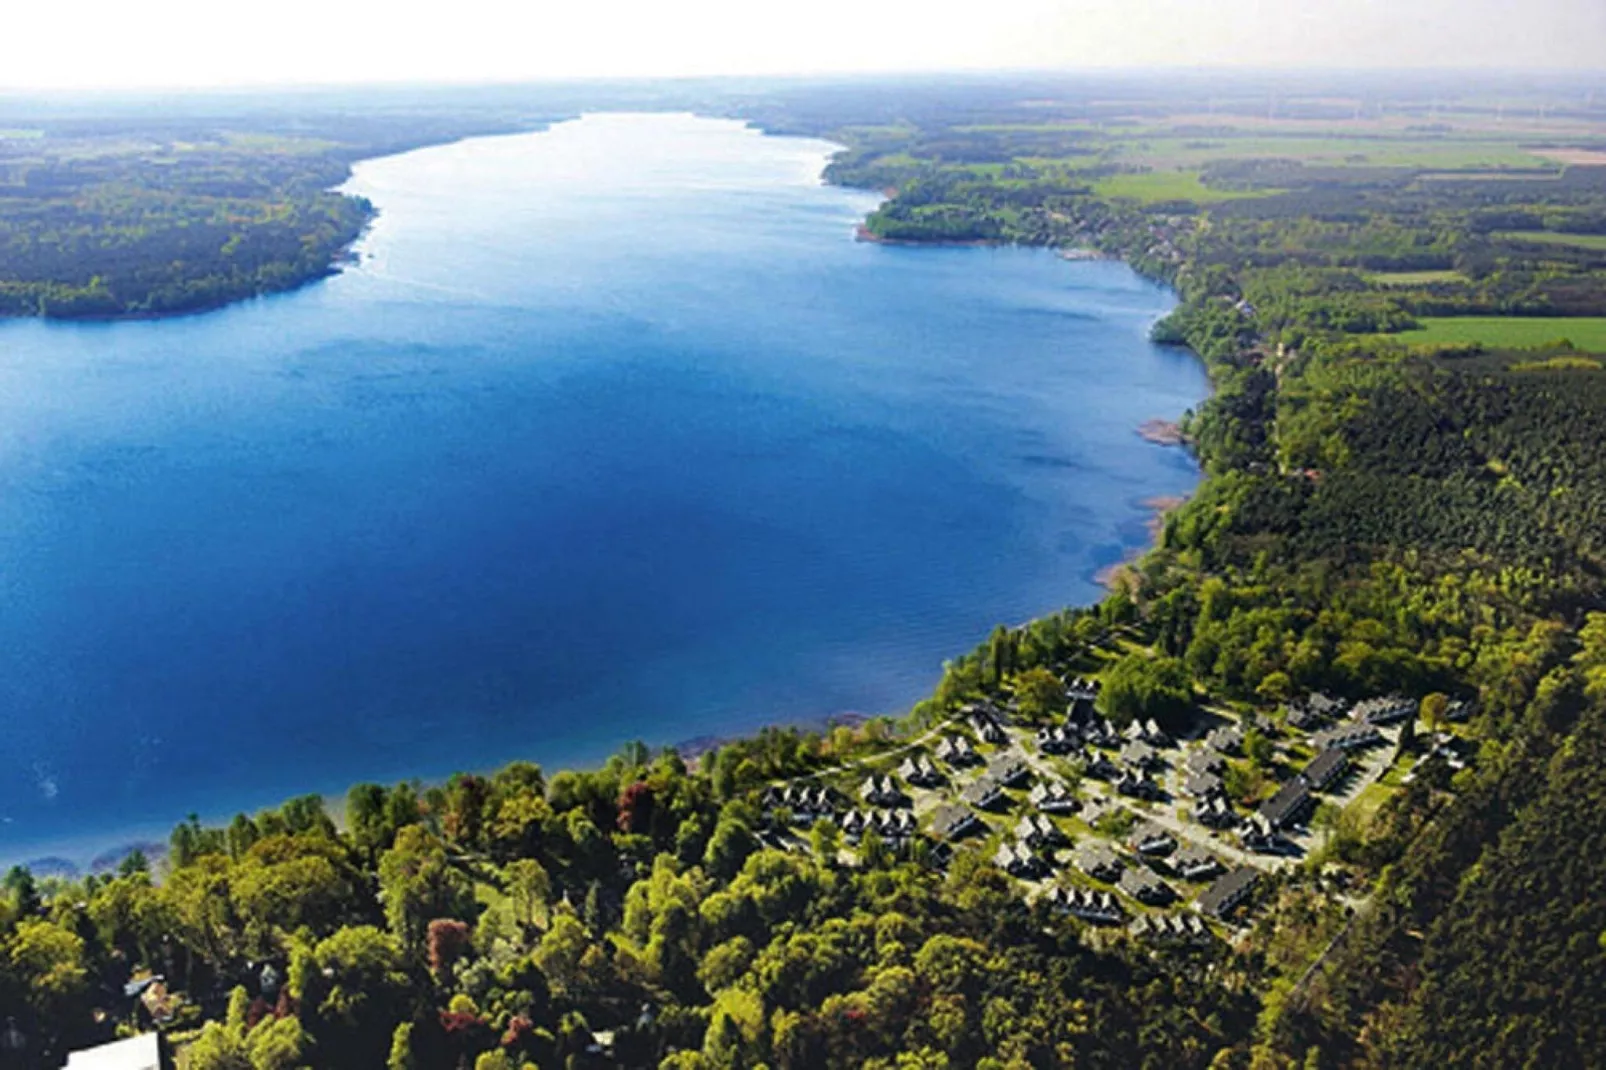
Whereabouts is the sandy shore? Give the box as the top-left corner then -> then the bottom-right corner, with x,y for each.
1137,418 -> 1188,446
1095,494 -> 1189,589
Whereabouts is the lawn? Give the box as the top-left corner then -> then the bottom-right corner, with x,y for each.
1494,230 -> 1606,251
1396,316 -> 1606,351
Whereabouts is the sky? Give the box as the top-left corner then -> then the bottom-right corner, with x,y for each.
1,0 -> 1601,90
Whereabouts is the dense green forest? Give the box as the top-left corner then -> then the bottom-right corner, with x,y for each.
4,74 -> 1606,1068
0,110 -> 550,317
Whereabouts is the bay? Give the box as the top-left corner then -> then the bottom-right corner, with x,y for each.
0,112 -> 1206,866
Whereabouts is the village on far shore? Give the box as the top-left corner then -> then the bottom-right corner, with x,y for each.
755,654 -> 1474,950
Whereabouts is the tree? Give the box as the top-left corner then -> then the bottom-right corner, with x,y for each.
377,825 -> 472,956
1420,692 -> 1450,734
184,1020 -> 250,1070
504,858 -> 552,932
427,918 -> 472,985
703,818 -> 758,882
1013,667 -> 1065,722
1098,652 -> 1193,729
2,867 -> 39,919
244,1016 -> 308,1070
347,783 -> 393,859
1244,728 -> 1276,768
301,926 -> 411,1067
387,1023 -> 416,1070
533,910 -> 591,995
6,919 -> 88,1023
809,819 -> 842,864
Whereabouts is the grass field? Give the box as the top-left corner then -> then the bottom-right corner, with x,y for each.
1111,134 -> 1551,171
1367,269 -> 1467,286
1495,230 -> 1606,251
1092,169 -> 1267,203
1398,316 -> 1606,351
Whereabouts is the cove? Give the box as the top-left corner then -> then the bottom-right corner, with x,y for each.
0,113 -> 1207,867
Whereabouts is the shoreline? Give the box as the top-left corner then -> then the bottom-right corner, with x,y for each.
1094,494 -> 1190,590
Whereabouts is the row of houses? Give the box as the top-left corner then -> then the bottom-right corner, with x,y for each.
1029,779 -> 1079,813
1123,718 -> 1171,746
1119,867 -> 1174,905
1130,911 -> 1212,942
1129,822 -> 1176,856
761,783 -> 841,821
1285,691 -> 1346,731
1352,695 -> 1415,726
935,735 -> 980,766
1197,866 -> 1260,920
859,774 -> 906,808
1044,884 -> 1124,924
898,754 -> 943,787
1016,812 -> 1065,847
930,803 -> 984,843
961,756 -> 1031,809
1119,738 -> 1165,771
1287,691 -> 1417,733
840,808 -> 918,843
1251,734 -> 1362,835
1066,676 -> 1102,702
1311,723 -> 1384,752
1039,712 -> 1120,750
966,707 -> 1008,744
1076,843 -> 1124,882
1172,843 -> 1225,881
994,839 -> 1048,877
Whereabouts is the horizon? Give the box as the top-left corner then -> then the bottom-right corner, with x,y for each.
2,0 -> 1601,93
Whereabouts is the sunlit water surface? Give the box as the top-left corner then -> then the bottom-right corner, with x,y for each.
0,113 -> 1206,866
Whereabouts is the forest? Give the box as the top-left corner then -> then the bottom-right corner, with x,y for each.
4,73 -> 1606,1068
0,107 -> 548,318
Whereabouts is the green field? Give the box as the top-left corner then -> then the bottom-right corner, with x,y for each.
1112,133 -> 1550,171
1495,230 -> 1606,251
1398,316 -> 1606,351
1092,169 -> 1267,203
1367,269 -> 1468,286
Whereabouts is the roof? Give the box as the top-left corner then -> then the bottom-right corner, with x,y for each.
1076,844 -> 1121,873
1174,844 -> 1221,872
1196,866 -> 1260,917
1119,740 -> 1156,764
66,1034 -> 164,1070
1303,748 -> 1349,785
960,777 -> 1003,806
930,804 -> 979,839
1259,780 -> 1312,827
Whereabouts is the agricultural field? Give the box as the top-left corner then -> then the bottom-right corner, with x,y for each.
1397,316 -> 1606,351
1092,168 -> 1267,203
1111,133 -> 1553,171
1367,270 -> 1468,286
1494,230 -> 1606,251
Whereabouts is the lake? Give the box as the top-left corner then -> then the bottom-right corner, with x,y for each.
0,112 -> 1207,868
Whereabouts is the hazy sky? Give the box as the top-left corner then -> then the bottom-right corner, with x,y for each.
3,0 -> 1602,90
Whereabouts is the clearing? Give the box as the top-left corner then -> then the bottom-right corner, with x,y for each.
1397,316 -> 1606,351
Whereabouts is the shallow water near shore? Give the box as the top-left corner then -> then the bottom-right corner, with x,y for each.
0,112 -> 1206,868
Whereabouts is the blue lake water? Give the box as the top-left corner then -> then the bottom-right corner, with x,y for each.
0,113 -> 1206,866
